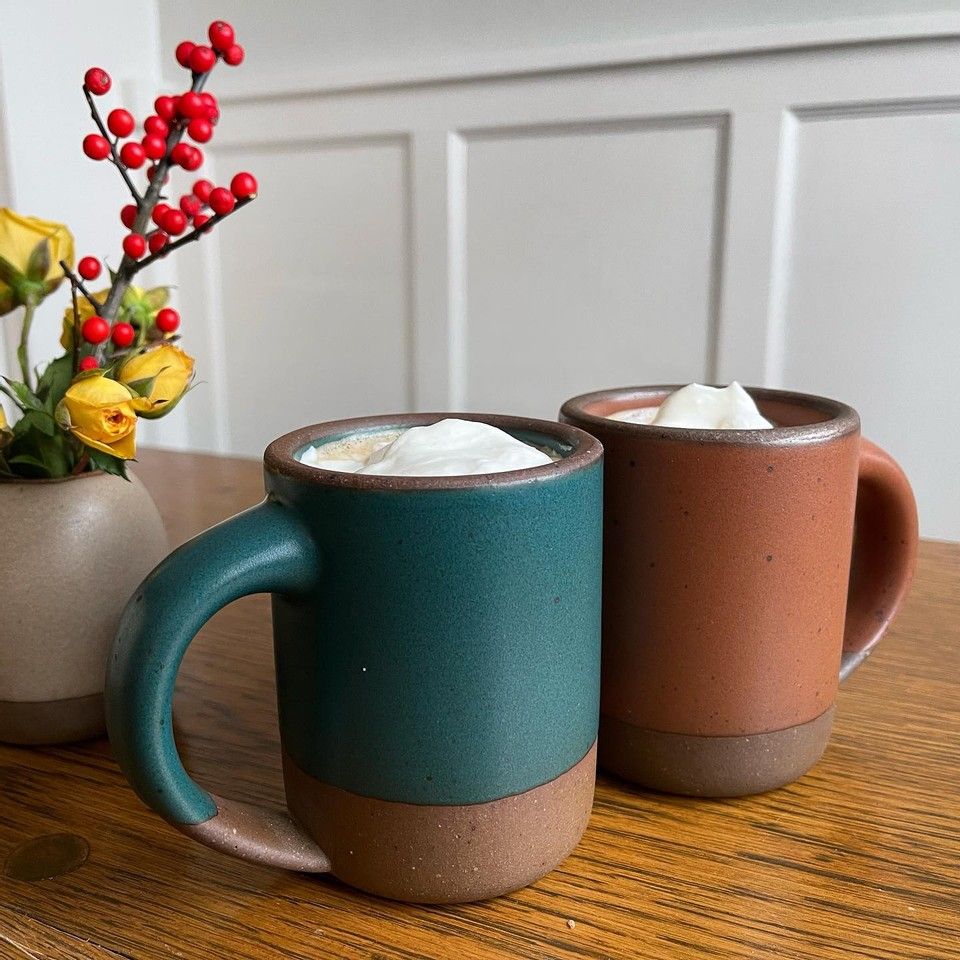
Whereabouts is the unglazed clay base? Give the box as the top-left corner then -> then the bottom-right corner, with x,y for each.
283,741 -> 597,903
599,708 -> 835,797
0,694 -> 105,745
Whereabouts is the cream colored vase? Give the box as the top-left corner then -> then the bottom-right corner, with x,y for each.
0,470 -> 168,744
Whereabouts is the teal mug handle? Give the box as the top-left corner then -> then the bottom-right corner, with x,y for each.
105,498 -> 331,872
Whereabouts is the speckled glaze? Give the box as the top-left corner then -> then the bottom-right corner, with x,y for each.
106,413 -> 603,902
0,470 -> 167,745
561,386 -> 918,796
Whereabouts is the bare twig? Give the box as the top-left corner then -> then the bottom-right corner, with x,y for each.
59,260 -> 104,314
84,85 -> 142,207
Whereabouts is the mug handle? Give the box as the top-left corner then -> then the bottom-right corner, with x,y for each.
105,498 -> 331,872
840,439 -> 919,680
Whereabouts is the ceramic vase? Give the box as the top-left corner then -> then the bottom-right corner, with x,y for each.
0,470 -> 167,744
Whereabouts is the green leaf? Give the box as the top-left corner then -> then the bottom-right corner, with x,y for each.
87,448 -> 129,480
0,254 -> 22,286
6,453 -> 51,476
6,419 -> 73,478
1,378 -> 44,413
25,239 -> 51,283
20,408 -> 55,437
124,370 -> 166,399
35,355 -> 74,407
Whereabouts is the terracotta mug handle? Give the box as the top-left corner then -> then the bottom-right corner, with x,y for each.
105,499 -> 331,872
840,439 -> 919,680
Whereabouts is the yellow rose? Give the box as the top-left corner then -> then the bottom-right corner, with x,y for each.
0,208 -> 74,316
118,344 -> 195,419
58,374 -> 138,459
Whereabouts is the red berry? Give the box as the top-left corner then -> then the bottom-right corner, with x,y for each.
154,96 -> 176,121
170,143 -> 191,166
189,45 -> 216,73
111,322 -> 136,348
143,115 -> 169,138
83,134 -> 110,160
192,213 -> 211,232
147,165 -> 170,185
179,194 -> 201,217
120,204 -> 138,229
119,141 -> 146,168
230,172 -> 258,199
107,108 -> 135,138
208,187 -> 235,216
151,203 -> 171,227
79,356 -> 99,372
208,20 -> 235,52
148,231 -> 169,254
192,179 -> 213,203
122,233 -> 146,259
142,134 -> 166,161
187,118 -> 212,143
78,256 -> 101,281
161,208 -> 188,236
181,146 -> 204,171
200,92 -> 220,124
81,316 -> 110,344
155,308 -> 180,333
178,91 -> 205,118
84,67 -> 111,95
175,41 -> 196,67
223,44 -> 244,67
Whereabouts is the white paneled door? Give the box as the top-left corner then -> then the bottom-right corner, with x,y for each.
170,23 -> 959,538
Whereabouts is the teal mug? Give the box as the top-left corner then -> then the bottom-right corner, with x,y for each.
106,413 -> 603,903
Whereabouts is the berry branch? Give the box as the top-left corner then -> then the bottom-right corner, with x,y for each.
97,68 -> 209,323
82,81 -> 142,207
77,18 -> 254,352
132,195 -> 253,273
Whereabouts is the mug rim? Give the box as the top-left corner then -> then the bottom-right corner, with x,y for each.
264,412 -> 603,490
560,384 -> 860,446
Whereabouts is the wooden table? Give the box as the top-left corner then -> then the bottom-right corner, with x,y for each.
1,449 -> 957,959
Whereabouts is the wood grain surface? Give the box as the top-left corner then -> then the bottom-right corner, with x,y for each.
0,448 -> 957,960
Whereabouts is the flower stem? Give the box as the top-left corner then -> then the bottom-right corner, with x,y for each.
16,296 -> 37,390
70,450 -> 90,475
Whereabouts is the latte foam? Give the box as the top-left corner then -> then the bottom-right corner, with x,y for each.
299,418 -> 556,476
609,382 -> 773,430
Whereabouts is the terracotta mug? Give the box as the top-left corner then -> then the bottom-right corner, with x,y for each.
560,386 -> 918,797
106,413 -> 602,903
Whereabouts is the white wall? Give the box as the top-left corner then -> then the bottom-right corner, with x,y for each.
159,1 -> 958,90
3,3 -> 958,539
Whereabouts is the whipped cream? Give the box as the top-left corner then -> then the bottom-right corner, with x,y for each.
609,382 -> 773,430
299,418 -> 555,476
